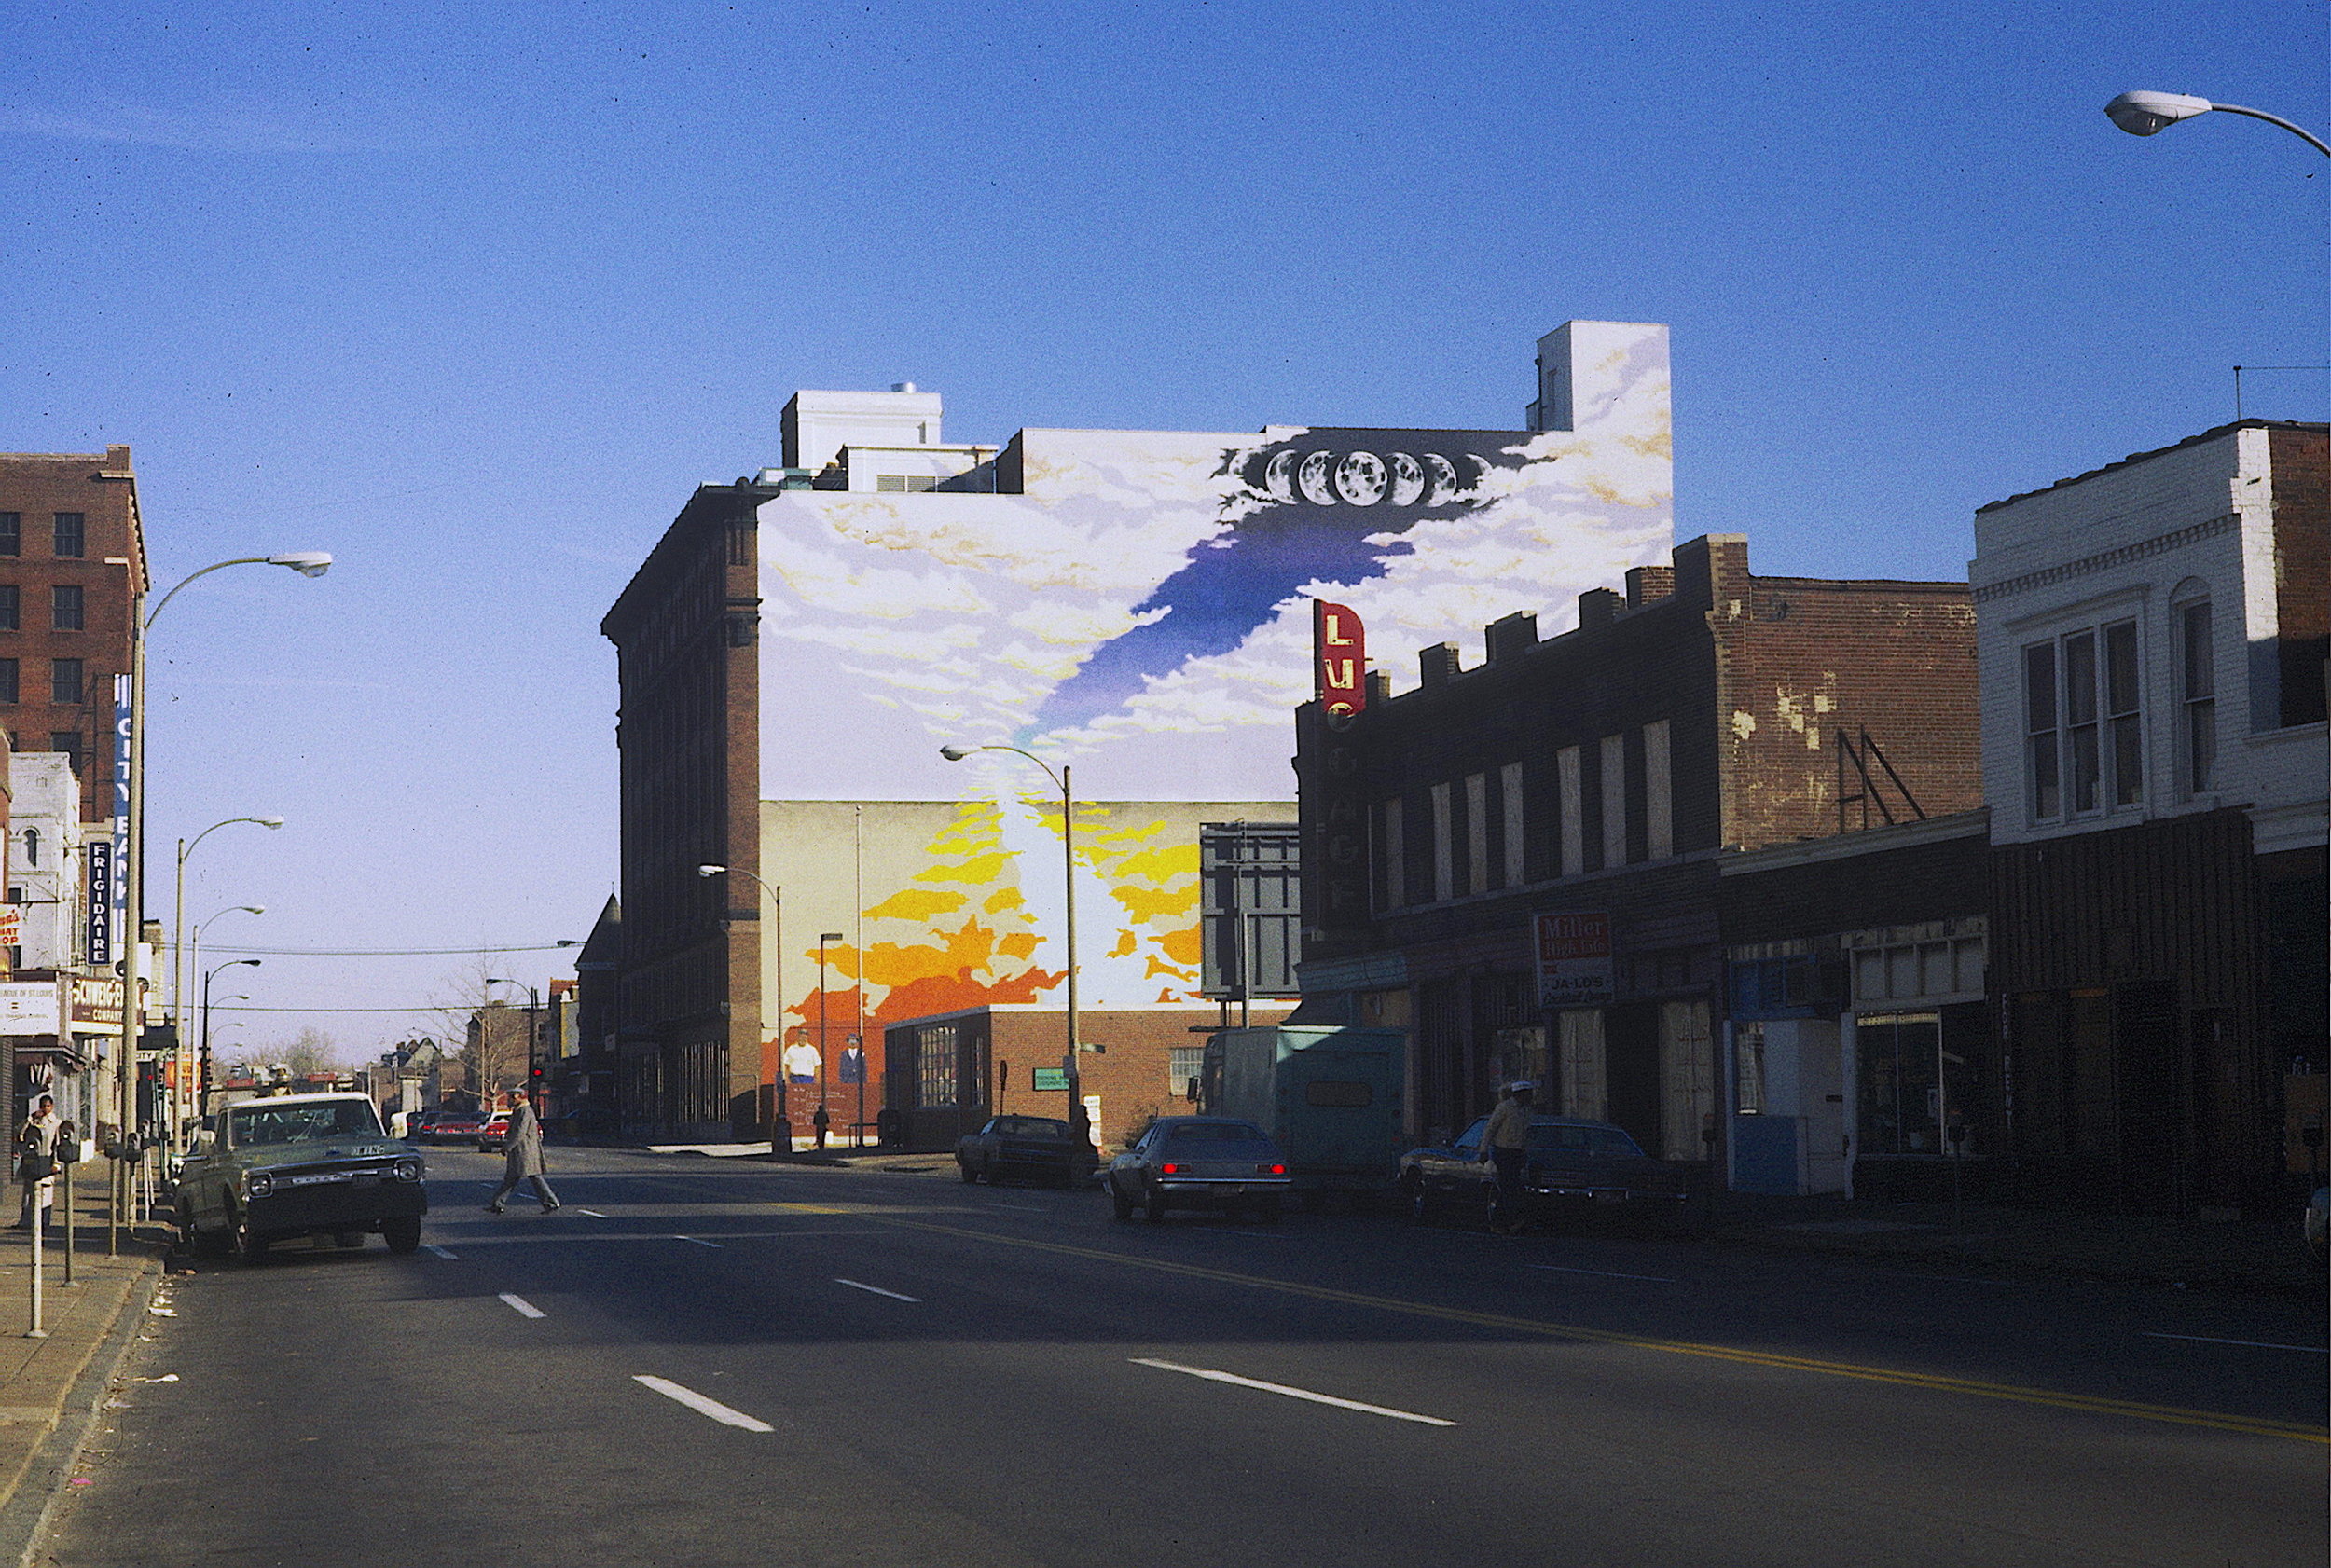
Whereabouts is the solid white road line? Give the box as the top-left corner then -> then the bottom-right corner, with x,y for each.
1130,1358 -> 1455,1426
2145,1331 -> 2328,1355
423,1245 -> 458,1260
573,1209 -> 608,1217
632,1375 -> 774,1433
834,1278 -> 921,1302
673,1235 -> 724,1248
1526,1264 -> 1675,1283
498,1293 -> 546,1319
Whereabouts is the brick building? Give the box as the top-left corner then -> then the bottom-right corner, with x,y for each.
1294,533 -> 1981,1168
882,1001 -> 1294,1156
0,447 -> 147,809
1973,420 -> 2327,1215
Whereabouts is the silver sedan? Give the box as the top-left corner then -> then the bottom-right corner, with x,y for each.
1106,1117 -> 1292,1224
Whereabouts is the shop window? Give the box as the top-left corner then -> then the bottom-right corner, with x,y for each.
1735,1021 -> 1767,1115
1658,999 -> 1714,1160
1557,1010 -> 1607,1121
918,1024 -> 959,1107
1168,1046 -> 1204,1099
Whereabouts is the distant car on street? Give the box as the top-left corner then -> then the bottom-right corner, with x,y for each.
1398,1114 -> 1684,1232
429,1112 -> 485,1146
476,1114 -> 512,1152
1105,1116 -> 1291,1224
174,1092 -> 427,1260
956,1115 -> 1084,1187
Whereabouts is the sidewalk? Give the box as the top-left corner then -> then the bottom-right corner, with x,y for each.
0,1180 -> 166,1565
1697,1190 -> 2321,1295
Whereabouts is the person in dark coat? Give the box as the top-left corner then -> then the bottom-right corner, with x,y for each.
483,1093 -> 560,1214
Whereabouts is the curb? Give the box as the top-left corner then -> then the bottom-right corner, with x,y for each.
0,1254 -> 162,1568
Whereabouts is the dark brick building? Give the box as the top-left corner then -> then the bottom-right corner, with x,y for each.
1295,533 -> 1981,1167
601,478 -> 771,1141
0,447 -> 147,813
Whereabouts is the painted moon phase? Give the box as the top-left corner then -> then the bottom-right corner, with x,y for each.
1263,449 -> 1299,503
1423,452 -> 1461,505
1386,452 -> 1425,506
1297,450 -> 1339,505
1333,450 -> 1388,506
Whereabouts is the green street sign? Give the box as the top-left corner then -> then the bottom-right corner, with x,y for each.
1032,1067 -> 1069,1092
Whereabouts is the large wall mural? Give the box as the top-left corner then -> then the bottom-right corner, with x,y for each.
751,323 -> 1673,1084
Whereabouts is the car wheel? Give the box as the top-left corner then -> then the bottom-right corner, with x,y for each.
1403,1176 -> 1431,1226
382,1217 -> 422,1255
959,1160 -> 978,1184
1110,1180 -> 1134,1222
1144,1185 -> 1167,1224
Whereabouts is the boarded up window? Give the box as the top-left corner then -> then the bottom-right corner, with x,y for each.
1431,781 -> 1454,902
1557,747 -> 1583,877
1643,720 -> 1673,860
1500,762 -> 1525,887
1465,772 -> 1489,896
1658,998 -> 1714,1160
1557,1009 -> 1607,1121
1600,735 -> 1627,870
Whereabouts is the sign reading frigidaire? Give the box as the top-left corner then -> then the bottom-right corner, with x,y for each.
85,841 -> 114,968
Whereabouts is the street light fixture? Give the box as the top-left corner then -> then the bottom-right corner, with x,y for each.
185,903 -> 264,1104
116,550 -> 331,1252
942,741 -> 1085,1156
2104,90 -> 2331,156
172,817 -> 283,1123
200,959 -> 262,1111
699,864 -> 790,1148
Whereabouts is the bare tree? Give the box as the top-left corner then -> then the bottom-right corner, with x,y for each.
281,1026 -> 339,1078
434,956 -> 525,1101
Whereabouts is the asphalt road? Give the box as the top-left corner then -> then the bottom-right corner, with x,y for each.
40,1145 -> 2328,1567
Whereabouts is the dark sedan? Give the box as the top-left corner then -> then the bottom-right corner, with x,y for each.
1399,1114 -> 1684,1232
956,1115 -> 1084,1187
1106,1116 -> 1292,1223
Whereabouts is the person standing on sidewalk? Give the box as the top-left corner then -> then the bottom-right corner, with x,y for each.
1476,1081 -> 1536,1234
483,1092 -> 559,1215
14,1094 -> 60,1231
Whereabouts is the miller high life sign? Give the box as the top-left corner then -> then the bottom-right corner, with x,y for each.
1313,599 -> 1366,720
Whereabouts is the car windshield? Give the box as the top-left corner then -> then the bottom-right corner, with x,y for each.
230,1101 -> 382,1147
992,1117 -> 1066,1136
1528,1123 -> 1646,1158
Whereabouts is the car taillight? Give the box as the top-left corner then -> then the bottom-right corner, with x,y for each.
1160,1162 -> 1179,1174
1261,1163 -> 1285,1176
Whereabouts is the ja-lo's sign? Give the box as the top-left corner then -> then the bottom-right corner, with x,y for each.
1534,912 -> 1614,1007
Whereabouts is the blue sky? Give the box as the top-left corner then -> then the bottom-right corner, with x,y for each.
2,0 -> 2324,1058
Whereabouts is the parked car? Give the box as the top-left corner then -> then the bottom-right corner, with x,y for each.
1105,1116 -> 1292,1223
476,1114 -> 512,1152
429,1111 -> 485,1146
1399,1114 -> 1685,1232
957,1115 -> 1085,1186
174,1093 -> 427,1260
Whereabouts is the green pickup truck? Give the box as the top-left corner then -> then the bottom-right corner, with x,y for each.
176,1093 -> 428,1260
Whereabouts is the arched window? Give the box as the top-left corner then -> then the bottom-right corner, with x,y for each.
21,827 -> 36,868
2171,579 -> 2214,797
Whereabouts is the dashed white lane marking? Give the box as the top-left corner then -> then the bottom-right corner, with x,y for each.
633,1376 -> 774,1432
423,1245 -> 458,1259
574,1209 -> 608,1217
1130,1358 -> 1455,1426
2145,1331 -> 2328,1355
499,1293 -> 546,1319
674,1234 -> 723,1248
834,1278 -> 921,1302
1526,1264 -> 1674,1283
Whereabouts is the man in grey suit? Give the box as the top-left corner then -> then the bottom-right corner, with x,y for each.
483,1093 -> 560,1215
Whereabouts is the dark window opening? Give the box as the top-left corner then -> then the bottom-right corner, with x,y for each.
51,514 -> 85,558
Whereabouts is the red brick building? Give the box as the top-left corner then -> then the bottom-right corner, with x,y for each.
0,447 -> 148,813
1295,533 -> 1981,1165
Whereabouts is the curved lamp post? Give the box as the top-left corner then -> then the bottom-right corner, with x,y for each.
172,817 -> 282,1128
2104,91 -> 2331,157
116,551 -> 329,1252
697,864 -> 787,1148
941,742 -> 1085,1155
200,959 -> 261,1111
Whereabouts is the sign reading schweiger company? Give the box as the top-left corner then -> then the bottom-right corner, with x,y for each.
1535,912 -> 1614,1007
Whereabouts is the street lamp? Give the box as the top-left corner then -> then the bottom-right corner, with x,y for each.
697,864 -> 787,1149
816,932 -> 845,1149
172,818 -> 281,1131
117,550 -> 330,1252
200,959 -> 261,1112
186,905 -> 263,1038
942,742 -> 1085,1155
2104,91 -> 2331,157
484,978 -> 541,1112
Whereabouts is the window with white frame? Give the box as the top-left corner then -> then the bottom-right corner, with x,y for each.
2177,595 -> 2214,796
2022,618 -> 2141,822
